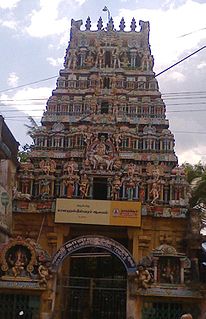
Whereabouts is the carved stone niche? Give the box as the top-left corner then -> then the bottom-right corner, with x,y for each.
152,244 -> 191,285
0,237 -> 52,287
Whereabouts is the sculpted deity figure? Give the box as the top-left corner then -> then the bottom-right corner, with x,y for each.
112,47 -> 121,68
150,182 -> 160,204
139,185 -> 145,202
9,249 -> 28,277
110,74 -> 117,90
64,176 -> 77,198
88,135 -> 115,171
113,133 -> 122,152
13,186 -> 31,201
38,264 -> 52,286
85,51 -> 94,67
161,260 -> 175,284
83,129 -> 94,146
79,174 -> 90,198
95,136 -> 107,156
39,159 -> 56,175
63,159 -> 79,198
127,163 -> 136,176
126,176 -> 137,200
95,46 -> 104,68
120,51 -> 129,68
111,175 -> 122,200
141,52 -> 154,71
67,49 -> 77,69
64,158 -> 78,175
135,265 -> 151,289
40,178 -> 51,198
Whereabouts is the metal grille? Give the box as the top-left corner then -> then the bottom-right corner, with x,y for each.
0,293 -> 40,319
59,276 -> 126,319
142,301 -> 199,319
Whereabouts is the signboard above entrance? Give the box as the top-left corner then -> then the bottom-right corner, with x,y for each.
55,199 -> 141,227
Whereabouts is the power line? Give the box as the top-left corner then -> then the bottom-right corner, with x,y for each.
177,27 -> 206,38
166,102 -> 206,106
2,106 -> 206,117
174,131 -> 206,135
1,102 -> 206,114
155,45 -> 206,77
0,98 -> 47,101
163,96 -> 206,100
167,109 -> 206,113
0,90 -> 206,102
0,108 -> 44,112
162,90 -> 206,96
0,75 -> 57,94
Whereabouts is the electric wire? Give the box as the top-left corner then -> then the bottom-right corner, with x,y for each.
1,90 -> 206,102
0,75 -> 57,94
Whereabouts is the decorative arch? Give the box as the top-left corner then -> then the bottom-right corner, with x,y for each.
52,235 -> 137,274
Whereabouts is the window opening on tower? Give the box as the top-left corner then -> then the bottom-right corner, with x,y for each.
103,77 -> 110,89
105,51 -> 111,67
101,101 -> 109,114
93,177 -> 108,200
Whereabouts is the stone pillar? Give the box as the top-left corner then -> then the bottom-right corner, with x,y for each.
107,178 -> 112,199
134,185 -> 138,200
127,288 -> 143,319
89,177 -> 93,198
160,184 -> 164,201
132,229 -> 139,261
169,183 -> 173,201
153,257 -> 158,283
122,183 -> 126,199
180,258 -> 185,284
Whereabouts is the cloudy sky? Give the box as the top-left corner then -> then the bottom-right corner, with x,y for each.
0,0 -> 206,164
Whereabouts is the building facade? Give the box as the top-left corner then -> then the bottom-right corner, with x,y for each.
0,16 -> 205,319
0,115 -> 19,243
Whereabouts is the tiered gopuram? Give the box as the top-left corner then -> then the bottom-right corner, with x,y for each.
0,16 -> 204,319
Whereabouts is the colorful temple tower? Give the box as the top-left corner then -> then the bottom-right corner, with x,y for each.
0,16 -> 204,319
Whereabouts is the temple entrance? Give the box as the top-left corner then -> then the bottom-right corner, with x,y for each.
60,250 -> 127,319
52,236 -> 137,319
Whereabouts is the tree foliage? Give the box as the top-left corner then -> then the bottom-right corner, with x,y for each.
182,162 -> 206,207
18,144 -> 31,163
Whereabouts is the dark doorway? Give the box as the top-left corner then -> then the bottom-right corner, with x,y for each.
101,102 -> 109,114
103,77 -> 110,89
93,177 -> 107,199
105,51 -> 111,67
60,248 -> 127,319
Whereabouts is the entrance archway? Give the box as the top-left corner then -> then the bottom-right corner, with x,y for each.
52,235 -> 137,319
52,235 -> 137,274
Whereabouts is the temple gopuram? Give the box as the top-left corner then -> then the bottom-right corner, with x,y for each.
0,15 -> 205,319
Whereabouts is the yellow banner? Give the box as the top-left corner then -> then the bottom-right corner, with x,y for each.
55,199 -> 141,227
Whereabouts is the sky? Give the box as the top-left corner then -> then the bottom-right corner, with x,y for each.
0,0 -> 206,164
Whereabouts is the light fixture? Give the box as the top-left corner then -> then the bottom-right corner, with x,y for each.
102,6 -> 111,22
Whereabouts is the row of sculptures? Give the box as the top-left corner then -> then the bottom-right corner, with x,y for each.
15,153 -> 190,205
0,238 -> 192,291
64,46 -> 153,70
